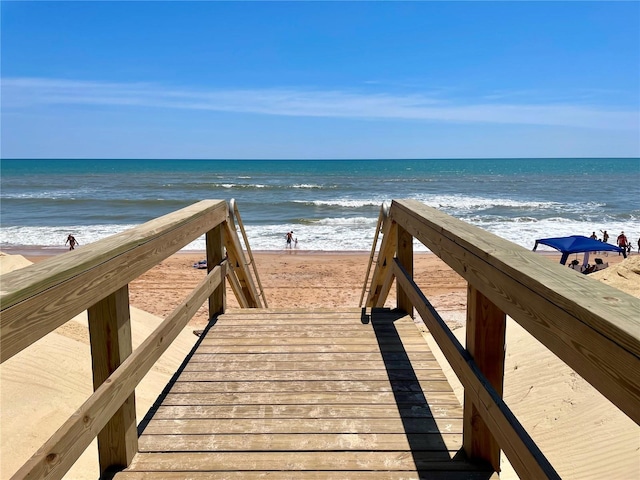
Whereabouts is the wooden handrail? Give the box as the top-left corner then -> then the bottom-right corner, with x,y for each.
1,200 -> 228,363
223,207 -> 262,308
0,199 -> 260,480
229,198 -> 268,307
359,202 -> 389,307
364,199 -> 640,478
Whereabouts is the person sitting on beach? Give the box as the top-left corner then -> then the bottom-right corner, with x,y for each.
65,234 -> 78,250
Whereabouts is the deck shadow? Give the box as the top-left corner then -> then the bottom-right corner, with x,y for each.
370,307 -> 494,478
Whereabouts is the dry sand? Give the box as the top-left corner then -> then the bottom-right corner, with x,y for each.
1,250 -> 638,479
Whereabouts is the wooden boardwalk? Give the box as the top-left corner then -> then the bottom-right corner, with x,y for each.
115,308 -> 496,479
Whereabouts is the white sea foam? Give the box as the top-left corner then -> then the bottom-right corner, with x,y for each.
292,184 -> 326,189
2,215 -> 639,253
295,199 -> 385,208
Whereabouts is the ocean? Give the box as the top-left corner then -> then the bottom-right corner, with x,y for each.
1,158 -> 639,253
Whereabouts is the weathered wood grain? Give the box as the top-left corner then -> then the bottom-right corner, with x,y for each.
119,309 -> 486,479
159,391 -> 460,406
138,432 -> 463,452
463,286 -> 506,472
124,451 -> 491,472
87,285 -> 138,475
168,379 -> 450,394
365,217 -> 398,307
142,417 -> 464,435
176,369 -> 448,382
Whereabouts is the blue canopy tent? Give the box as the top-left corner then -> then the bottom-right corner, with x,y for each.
533,235 -> 626,265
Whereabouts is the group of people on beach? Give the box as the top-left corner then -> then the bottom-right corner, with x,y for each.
590,230 -> 639,254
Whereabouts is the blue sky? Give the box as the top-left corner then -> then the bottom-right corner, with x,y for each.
1,1 -> 639,159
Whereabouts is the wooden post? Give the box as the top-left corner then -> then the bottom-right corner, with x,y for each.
396,225 -> 413,317
463,285 -> 506,472
207,223 -> 225,316
87,285 -> 137,475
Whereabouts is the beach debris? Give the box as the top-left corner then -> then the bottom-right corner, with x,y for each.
193,259 -> 207,269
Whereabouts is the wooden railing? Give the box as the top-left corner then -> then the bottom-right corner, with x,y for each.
0,199 -> 262,479
364,199 -> 640,479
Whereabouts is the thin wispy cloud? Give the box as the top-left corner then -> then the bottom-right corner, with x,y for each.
2,77 -> 637,130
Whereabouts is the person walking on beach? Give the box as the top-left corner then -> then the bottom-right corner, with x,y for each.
637,237 -> 640,254
616,231 -> 628,255
65,234 -> 78,250
285,231 -> 294,249
600,230 -> 609,243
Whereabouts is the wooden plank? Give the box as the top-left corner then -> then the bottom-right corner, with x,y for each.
189,351 -> 436,362
10,265 -> 223,480
1,200 -> 228,363
176,369 -> 448,383
366,219 -> 397,307
463,286 -> 506,472
87,285 -> 138,475
181,360 -> 442,372
115,471 -> 498,480
169,378 -> 450,393
225,305 -> 362,319
138,432 -> 463,452
125,452 -> 489,472
225,264 -> 249,308
205,323 -> 421,332
223,219 -> 261,307
195,343 -> 432,353
168,379 -> 452,394
142,417 -> 464,435
159,391 -> 460,406
200,328 -> 421,338
390,199 -> 640,423
151,403 -> 463,419
198,336 -> 429,346
374,260 -> 395,308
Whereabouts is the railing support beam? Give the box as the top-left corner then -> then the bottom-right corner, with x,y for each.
87,284 -> 137,476
396,225 -> 413,316
207,223 -> 226,316
464,285 -> 506,471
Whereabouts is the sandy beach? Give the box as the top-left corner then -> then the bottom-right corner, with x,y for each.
1,249 -> 638,479
121,250 -> 473,328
